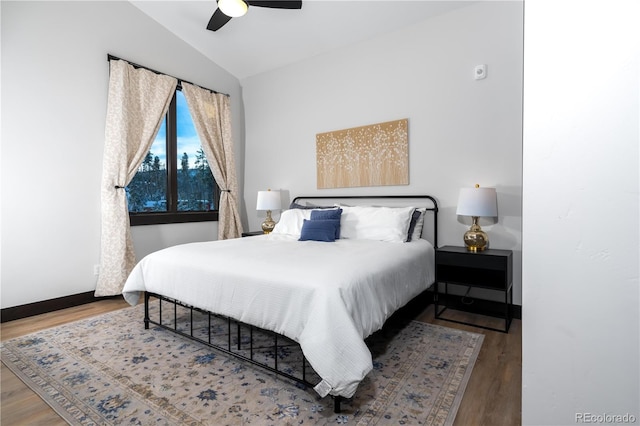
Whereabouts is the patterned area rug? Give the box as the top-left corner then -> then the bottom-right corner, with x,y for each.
1,304 -> 483,425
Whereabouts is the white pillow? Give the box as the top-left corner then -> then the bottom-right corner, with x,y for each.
271,207 -> 340,236
271,209 -> 312,236
340,206 -> 416,243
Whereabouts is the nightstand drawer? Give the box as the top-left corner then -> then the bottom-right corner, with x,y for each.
436,246 -> 513,289
436,264 -> 507,290
437,250 -> 509,271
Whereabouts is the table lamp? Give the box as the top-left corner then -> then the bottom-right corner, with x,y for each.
256,189 -> 281,234
456,184 -> 498,252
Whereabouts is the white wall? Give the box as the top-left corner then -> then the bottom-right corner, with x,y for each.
0,1 -> 243,308
522,1 -> 639,424
241,1 -> 524,303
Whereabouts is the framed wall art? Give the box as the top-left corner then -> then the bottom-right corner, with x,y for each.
316,118 -> 409,189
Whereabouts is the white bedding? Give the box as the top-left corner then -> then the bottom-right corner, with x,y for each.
122,233 -> 435,398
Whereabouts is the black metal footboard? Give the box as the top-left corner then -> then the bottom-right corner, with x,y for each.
143,291 -> 344,413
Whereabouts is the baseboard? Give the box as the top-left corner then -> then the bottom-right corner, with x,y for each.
0,288 -> 521,324
1,291 -> 118,323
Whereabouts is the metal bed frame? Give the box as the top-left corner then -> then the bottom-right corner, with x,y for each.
143,194 -> 438,414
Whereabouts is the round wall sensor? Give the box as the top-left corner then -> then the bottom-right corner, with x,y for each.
474,64 -> 487,80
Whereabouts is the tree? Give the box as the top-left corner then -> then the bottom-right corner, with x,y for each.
142,152 -> 153,172
181,152 -> 189,174
193,148 -> 213,210
127,151 -> 166,212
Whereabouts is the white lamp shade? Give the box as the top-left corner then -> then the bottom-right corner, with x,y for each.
218,0 -> 248,17
456,187 -> 498,217
256,190 -> 281,211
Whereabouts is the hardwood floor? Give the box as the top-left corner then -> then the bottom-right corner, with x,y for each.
1,299 -> 521,425
419,306 -> 523,426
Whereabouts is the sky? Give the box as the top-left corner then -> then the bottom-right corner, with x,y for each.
150,90 -> 203,169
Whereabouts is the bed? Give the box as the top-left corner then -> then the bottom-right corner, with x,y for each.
122,195 -> 438,412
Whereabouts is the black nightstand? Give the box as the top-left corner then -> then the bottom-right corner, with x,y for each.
242,231 -> 264,237
434,245 -> 513,333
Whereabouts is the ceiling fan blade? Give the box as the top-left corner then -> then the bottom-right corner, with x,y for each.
207,8 -> 233,31
246,1 -> 302,9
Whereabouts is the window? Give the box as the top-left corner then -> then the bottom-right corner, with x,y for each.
127,89 -> 219,225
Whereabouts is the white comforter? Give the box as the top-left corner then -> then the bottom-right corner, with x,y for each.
122,234 -> 435,398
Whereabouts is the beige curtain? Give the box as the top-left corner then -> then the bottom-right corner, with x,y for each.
182,83 -> 243,239
95,60 -> 177,297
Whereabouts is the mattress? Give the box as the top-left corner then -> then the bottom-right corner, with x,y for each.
122,233 -> 435,398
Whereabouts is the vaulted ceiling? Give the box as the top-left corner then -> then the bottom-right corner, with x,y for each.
131,1 -> 476,80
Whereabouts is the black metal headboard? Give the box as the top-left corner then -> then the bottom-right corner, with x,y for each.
290,195 -> 438,248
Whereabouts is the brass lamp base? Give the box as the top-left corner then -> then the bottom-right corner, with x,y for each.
463,217 -> 489,252
261,210 -> 276,234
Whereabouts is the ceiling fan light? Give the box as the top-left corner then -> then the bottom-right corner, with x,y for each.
218,0 -> 248,18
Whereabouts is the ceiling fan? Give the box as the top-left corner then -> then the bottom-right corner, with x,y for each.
207,0 -> 303,32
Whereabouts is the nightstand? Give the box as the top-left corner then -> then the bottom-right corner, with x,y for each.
434,245 -> 513,333
242,231 -> 264,237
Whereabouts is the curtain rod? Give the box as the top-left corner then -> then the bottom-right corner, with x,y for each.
107,54 -> 230,97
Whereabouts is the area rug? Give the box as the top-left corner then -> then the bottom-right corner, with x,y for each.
1,304 -> 483,425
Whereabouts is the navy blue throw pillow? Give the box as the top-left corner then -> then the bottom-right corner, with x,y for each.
310,208 -> 342,238
299,219 -> 340,242
310,208 -> 342,220
406,209 -> 422,242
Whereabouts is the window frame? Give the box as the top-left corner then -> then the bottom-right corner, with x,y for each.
129,88 -> 220,226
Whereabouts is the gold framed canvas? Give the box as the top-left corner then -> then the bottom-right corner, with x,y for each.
316,118 -> 409,189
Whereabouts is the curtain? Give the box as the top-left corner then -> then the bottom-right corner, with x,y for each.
182,83 -> 243,240
95,60 -> 177,297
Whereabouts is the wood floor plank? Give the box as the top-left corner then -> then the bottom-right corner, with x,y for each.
1,299 -> 521,425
